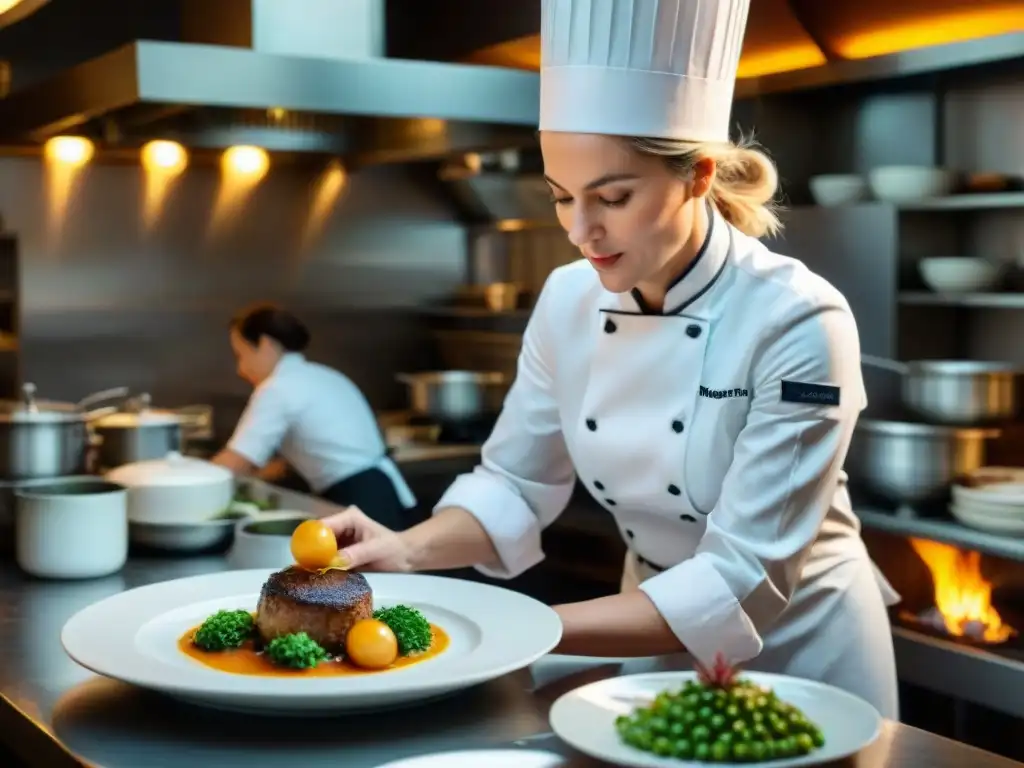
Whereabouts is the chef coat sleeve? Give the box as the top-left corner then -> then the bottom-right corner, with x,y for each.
227,381 -> 292,469
432,274 -> 577,579
639,299 -> 865,669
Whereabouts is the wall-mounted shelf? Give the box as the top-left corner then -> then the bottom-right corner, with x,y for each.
896,192 -> 1024,212
857,507 -> 1024,563
899,292 -> 1024,308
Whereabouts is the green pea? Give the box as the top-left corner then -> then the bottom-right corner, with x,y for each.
691,724 -> 711,744
810,726 -> 826,748
648,716 -> 669,735
685,692 -> 701,708
694,742 -> 711,761
710,741 -> 730,761
668,721 -> 685,738
614,715 -> 631,732
794,732 -> 815,754
652,736 -> 673,756
731,719 -> 749,736
749,741 -> 767,761
672,739 -> 693,759
682,710 -> 698,726
709,713 -> 727,732
770,717 -> 789,737
750,710 -> 765,725
716,732 -> 734,746
732,742 -> 751,761
752,722 -> 770,740
698,705 -> 714,722
624,726 -> 649,749
754,695 -> 769,710
725,704 -> 741,719
668,702 -> 685,721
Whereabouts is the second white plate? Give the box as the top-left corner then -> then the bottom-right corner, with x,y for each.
549,671 -> 881,767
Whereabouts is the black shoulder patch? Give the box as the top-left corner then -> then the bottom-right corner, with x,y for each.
780,380 -> 840,406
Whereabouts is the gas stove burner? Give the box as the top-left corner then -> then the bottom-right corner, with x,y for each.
898,606 -> 1020,648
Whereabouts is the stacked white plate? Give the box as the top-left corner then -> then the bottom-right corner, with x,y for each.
951,467 -> 1024,535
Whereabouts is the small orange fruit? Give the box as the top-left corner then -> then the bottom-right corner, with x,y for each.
290,519 -> 337,571
346,619 -> 399,670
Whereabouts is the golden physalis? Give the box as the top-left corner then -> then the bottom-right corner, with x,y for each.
290,519 -> 340,571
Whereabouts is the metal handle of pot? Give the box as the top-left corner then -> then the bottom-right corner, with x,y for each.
76,386 -> 131,414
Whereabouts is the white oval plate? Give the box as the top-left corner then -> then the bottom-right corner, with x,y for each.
549,671 -> 882,767
62,569 -> 561,715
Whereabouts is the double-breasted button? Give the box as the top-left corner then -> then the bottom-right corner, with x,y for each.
680,513 -> 697,523
605,498 -> 617,506
604,318 -> 617,334
667,484 -> 681,496
586,418 -> 597,431
625,529 -> 635,539
686,324 -> 701,339
671,419 -> 684,434
593,480 -> 605,491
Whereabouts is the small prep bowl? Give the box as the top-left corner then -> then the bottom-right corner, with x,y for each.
129,511 -> 252,554
226,511 -> 315,570
919,257 -> 1001,293
868,166 -> 957,202
809,174 -> 868,206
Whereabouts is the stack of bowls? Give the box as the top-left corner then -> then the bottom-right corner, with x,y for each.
950,467 -> 1024,535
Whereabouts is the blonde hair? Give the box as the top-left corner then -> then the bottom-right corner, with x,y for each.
625,133 -> 783,239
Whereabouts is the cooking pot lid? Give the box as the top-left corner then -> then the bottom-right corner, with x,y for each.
105,451 -> 232,486
94,410 -> 180,427
0,382 -> 82,423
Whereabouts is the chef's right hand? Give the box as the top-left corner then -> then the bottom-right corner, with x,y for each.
321,506 -> 414,573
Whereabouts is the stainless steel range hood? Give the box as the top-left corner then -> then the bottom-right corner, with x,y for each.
438,149 -> 556,225
0,0 -> 541,161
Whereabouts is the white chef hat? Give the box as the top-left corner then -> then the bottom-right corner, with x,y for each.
540,0 -> 751,143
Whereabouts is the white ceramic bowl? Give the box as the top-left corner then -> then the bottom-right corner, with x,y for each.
919,257 -> 1000,293
225,511 -> 315,570
868,166 -> 957,202
129,515 -> 246,553
809,174 -> 868,206
105,452 -> 234,525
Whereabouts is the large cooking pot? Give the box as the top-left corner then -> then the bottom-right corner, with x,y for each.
846,418 -> 1000,507
91,393 -> 213,468
396,371 -> 509,424
0,383 -> 128,480
861,356 -> 1019,425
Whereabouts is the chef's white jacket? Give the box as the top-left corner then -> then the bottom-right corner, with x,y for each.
434,209 -> 901,718
229,353 -> 415,507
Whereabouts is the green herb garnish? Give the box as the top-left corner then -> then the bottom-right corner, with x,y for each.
264,632 -> 330,669
372,604 -> 432,655
191,609 -> 255,651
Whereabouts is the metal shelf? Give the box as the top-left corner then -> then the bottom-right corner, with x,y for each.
856,506 -> 1024,562
899,292 -> 1024,309
896,192 -> 1024,212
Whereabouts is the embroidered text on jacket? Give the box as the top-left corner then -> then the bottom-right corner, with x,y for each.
699,386 -> 749,400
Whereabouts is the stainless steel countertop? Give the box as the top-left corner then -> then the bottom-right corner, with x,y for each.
1,557 -> 1021,768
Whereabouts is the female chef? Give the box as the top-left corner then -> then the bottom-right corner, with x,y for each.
322,0 -> 900,718
211,303 -> 416,530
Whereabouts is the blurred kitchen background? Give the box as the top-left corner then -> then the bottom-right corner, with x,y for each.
1,0 -> 1024,759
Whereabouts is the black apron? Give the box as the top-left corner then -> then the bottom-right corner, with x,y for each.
319,462 -> 410,532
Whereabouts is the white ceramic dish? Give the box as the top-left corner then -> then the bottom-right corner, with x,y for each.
225,512 -> 314,569
808,174 -> 867,207
868,166 -> 956,202
15,478 -> 129,579
375,751 -> 565,767
61,569 -> 562,715
549,671 -> 882,768
918,257 -> 1000,293
129,516 -> 243,552
105,451 -> 234,525
950,504 -> 1024,535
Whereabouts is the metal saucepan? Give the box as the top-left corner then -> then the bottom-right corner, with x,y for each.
91,393 -> 214,469
846,418 -> 1000,507
861,355 -> 1019,425
0,383 -> 129,480
396,371 -> 509,425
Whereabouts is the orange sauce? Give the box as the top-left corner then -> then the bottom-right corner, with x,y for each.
178,621 -> 449,677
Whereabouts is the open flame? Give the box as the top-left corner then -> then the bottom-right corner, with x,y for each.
909,537 -> 1015,644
